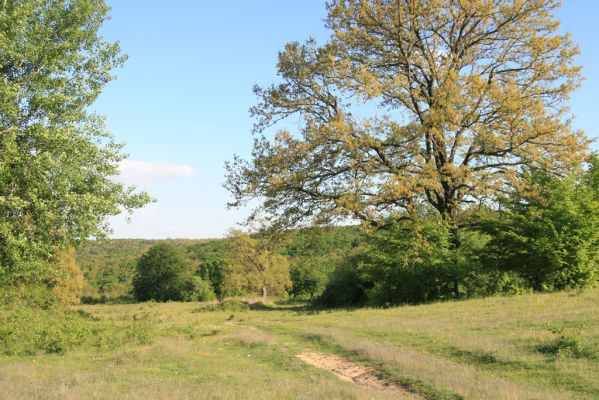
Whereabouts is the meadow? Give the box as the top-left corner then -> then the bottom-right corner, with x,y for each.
2,289 -> 598,399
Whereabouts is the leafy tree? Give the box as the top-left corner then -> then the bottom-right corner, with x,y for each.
199,257 -> 225,298
316,252 -> 368,308
479,165 -> 599,291
132,244 -> 212,302
226,0 -> 588,235
223,230 -> 291,299
585,154 -> 599,195
285,227 -> 357,299
0,0 -> 151,287
357,218 -> 521,305
361,219 -> 459,304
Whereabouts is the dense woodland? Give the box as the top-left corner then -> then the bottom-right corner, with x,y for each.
76,226 -> 363,304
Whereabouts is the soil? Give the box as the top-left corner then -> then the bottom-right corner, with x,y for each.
297,351 -> 411,394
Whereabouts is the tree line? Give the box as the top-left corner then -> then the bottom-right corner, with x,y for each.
108,168 -> 599,306
78,227 -> 361,304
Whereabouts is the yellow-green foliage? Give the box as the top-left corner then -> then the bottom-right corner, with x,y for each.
223,230 -> 291,298
226,0 -> 588,232
51,248 -> 85,305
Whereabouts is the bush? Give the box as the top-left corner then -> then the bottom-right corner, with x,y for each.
289,258 -> 330,300
479,168 -> 599,291
316,254 -> 368,308
132,244 -> 214,302
358,219 -> 470,305
197,256 -> 226,299
0,302 -> 155,356
317,219 -> 531,308
0,284 -> 58,309
461,270 -> 531,298
80,294 -> 136,305
194,299 -> 252,312
537,325 -> 597,360
185,276 -> 216,302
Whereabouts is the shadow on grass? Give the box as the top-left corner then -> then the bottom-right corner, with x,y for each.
248,302 -> 322,315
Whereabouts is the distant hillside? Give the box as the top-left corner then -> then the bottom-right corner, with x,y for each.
76,239 -> 215,297
76,226 -> 362,298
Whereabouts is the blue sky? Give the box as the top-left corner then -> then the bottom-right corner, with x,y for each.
97,1 -> 599,239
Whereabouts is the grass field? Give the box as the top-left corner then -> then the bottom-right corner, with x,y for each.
1,289 -> 598,399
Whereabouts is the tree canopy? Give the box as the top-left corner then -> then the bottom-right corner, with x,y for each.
0,0 -> 150,286
223,230 -> 291,299
132,243 -> 213,302
226,0 -> 588,231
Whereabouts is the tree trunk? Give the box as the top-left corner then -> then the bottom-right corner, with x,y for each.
261,286 -> 267,299
442,207 -> 461,299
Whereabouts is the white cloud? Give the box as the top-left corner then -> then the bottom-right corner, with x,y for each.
117,159 -> 195,186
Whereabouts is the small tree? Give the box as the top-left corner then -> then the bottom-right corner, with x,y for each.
223,230 -> 291,299
198,256 -> 226,299
133,244 -> 212,302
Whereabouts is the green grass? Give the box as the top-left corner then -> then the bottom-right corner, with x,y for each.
2,289 -> 599,399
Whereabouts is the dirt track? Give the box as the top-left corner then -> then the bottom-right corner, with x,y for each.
297,351 -> 411,395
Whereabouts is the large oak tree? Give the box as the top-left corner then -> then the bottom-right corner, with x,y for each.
226,0 -> 588,233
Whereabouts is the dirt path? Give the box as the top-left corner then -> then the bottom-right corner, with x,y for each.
297,351 -> 411,395
225,321 -> 414,396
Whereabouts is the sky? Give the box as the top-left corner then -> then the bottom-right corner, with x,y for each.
96,1 -> 599,240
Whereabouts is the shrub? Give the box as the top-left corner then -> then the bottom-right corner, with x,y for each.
358,219 -> 471,305
0,304 -> 154,356
194,299 -> 252,312
0,284 -> 58,309
316,254 -> 368,308
461,270 -> 531,298
479,168 -> 599,291
185,276 -> 216,302
80,294 -> 136,305
537,325 -> 597,360
289,259 -> 329,300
